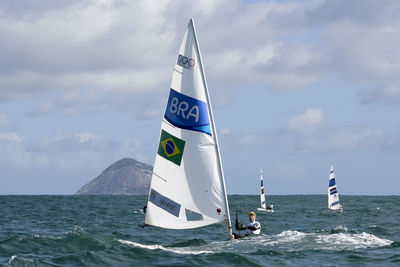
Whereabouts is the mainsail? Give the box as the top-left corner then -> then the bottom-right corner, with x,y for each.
260,168 -> 266,209
145,19 -> 232,239
328,163 -> 342,212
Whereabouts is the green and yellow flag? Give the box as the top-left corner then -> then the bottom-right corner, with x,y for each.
157,130 -> 185,166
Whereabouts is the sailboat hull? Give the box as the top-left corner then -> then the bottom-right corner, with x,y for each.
257,207 -> 274,212
329,206 -> 343,213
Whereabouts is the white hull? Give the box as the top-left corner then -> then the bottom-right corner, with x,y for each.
329,206 -> 343,213
257,207 -> 274,212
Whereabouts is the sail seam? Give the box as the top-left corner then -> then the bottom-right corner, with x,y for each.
152,171 -> 167,182
173,68 -> 183,75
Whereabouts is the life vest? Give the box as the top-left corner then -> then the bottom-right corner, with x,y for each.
245,221 -> 261,235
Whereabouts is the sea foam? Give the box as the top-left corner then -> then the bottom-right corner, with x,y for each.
117,239 -> 214,255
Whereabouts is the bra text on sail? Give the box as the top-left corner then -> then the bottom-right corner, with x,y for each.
164,89 -> 211,135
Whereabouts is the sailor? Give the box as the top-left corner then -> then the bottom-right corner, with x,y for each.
232,211 -> 261,239
267,203 -> 273,210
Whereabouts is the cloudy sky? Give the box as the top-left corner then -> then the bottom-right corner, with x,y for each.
1,0 -> 399,195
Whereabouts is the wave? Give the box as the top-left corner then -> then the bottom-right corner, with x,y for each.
117,239 -> 214,255
7,255 -> 35,266
117,226 -> 393,257
262,229 -> 393,252
166,238 -> 208,247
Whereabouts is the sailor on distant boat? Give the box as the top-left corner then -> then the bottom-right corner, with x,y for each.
232,211 -> 261,239
267,203 -> 273,210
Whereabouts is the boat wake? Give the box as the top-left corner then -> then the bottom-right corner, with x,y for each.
241,229 -> 393,252
118,227 -> 393,255
117,239 -> 214,255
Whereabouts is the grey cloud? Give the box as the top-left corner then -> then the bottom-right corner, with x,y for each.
0,128 -> 150,169
1,0 -> 400,114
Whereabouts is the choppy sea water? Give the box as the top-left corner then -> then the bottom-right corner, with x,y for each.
0,195 -> 399,266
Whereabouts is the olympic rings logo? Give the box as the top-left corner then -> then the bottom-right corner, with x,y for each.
177,54 -> 195,69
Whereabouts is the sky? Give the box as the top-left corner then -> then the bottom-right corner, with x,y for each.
0,0 -> 399,195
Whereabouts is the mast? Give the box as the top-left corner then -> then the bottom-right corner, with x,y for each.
190,18 -> 232,239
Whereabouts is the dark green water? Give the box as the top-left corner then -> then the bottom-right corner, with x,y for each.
1,195 -> 399,266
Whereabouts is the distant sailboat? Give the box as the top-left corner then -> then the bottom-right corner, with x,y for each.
257,168 -> 274,212
328,163 -> 343,213
144,19 -> 232,239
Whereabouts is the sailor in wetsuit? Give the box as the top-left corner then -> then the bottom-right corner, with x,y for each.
232,211 -> 261,239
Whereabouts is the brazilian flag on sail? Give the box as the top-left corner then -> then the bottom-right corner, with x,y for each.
157,130 -> 185,166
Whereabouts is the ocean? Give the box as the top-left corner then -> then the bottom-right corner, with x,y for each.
1,195 -> 399,266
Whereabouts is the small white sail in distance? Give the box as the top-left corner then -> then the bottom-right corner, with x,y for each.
328,163 -> 343,213
144,19 -> 232,239
257,168 -> 273,212
259,168 -> 266,209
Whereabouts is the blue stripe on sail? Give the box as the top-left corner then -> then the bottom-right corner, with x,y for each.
329,178 -> 336,187
330,170 -> 334,174
149,189 -> 181,217
331,201 -> 340,207
164,89 -> 211,136
330,189 -> 337,195
261,180 -> 263,187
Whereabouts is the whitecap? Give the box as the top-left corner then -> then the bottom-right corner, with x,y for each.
275,230 -> 306,242
133,210 -> 144,214
8,255 -> 34,265
254,230 -> 392,252
262,230 -> 307,247
315,232 -> 392,250
117,239 -> 214,255
8,255 -> 16,264
334,225 -> 348,232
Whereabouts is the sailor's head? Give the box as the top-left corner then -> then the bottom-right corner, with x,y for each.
248,211 -> 256,221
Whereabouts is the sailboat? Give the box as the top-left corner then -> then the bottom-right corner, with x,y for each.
144,19 -> 232,239
257,168 -> 274,212
328,163 -> 343,213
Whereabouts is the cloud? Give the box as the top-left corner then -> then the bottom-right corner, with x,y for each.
0,132 -> 25,143
329,130 -> 383,149
287,108 -> 324,133
0,0 -> 321,114
359,83 -> 400,106
0,0 -> 174,110
1,0 -> 399,114
219,128 -> 231,135
0,128 -> 148,171
289,127 -> 383,154
0,113 -> 10,129
74,132 -> 96,143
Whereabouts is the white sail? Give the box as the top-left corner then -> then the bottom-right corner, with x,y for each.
260,168 -> 266,209
328,163 -> 342,212
145,19 -> 232,238
257,168 -> 273,212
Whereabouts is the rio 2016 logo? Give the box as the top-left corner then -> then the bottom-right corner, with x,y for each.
177,54 -> 195,69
